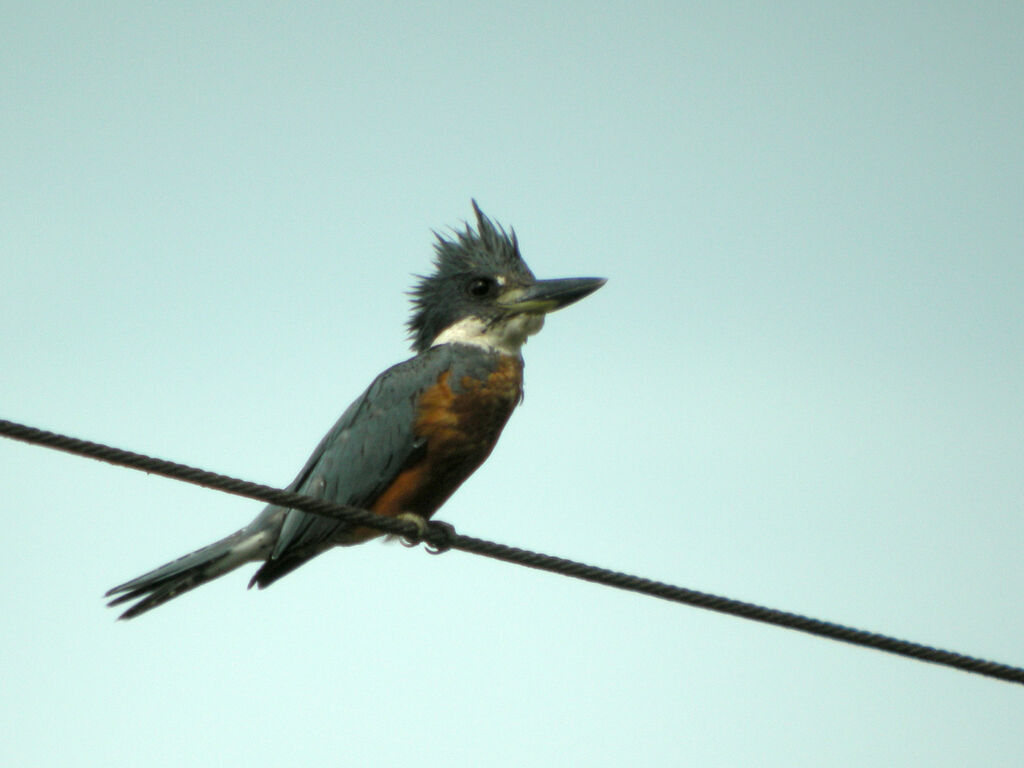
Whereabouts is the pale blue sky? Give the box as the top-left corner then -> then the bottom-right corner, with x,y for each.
2,2 -> 1022,766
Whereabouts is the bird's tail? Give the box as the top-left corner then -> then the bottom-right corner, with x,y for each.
105,527 -> 272,620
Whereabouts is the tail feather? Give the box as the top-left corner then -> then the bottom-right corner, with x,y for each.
248,550 -> 315,590
105,528 -> 272,619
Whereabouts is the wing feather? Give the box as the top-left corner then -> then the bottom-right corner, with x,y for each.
249,346 -> 458,586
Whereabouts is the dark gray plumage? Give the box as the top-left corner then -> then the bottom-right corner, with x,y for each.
105,201 -> 605,619
408,201 -> 536,353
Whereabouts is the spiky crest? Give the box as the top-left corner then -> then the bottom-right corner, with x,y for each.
407,201 -> 535,352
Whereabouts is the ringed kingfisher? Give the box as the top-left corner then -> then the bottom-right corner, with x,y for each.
106,201 -> 605,618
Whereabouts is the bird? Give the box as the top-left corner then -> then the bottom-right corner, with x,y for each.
105,201 -> 606,619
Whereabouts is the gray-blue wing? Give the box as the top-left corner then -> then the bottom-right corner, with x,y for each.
248,346 -> 456,587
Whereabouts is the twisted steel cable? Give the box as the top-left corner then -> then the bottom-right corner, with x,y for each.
2,417 -> 1021,686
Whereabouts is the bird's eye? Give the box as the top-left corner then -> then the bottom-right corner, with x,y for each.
467,277 -> 495,297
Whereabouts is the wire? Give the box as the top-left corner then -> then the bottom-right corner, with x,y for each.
2,416 -> 1022,686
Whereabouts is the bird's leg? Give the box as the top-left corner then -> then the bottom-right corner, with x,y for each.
395,512 -> 456,554
396,512 -> 430,548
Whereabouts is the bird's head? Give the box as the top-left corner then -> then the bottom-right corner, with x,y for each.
408,201 -> 606,354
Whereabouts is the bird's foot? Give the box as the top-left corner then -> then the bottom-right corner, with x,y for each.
396,512 -> 429,547
395,512 -> 455,554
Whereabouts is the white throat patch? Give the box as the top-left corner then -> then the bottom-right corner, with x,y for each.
431,314 -> 545,355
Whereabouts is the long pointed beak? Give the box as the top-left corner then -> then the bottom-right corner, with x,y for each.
499,276 -> 607,314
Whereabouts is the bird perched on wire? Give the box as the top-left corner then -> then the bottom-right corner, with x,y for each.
106,201 -> 606,618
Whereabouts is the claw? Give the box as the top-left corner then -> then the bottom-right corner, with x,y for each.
394,513 -> 455,554
396,512 -> 429,548
422,520 -> 455,555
